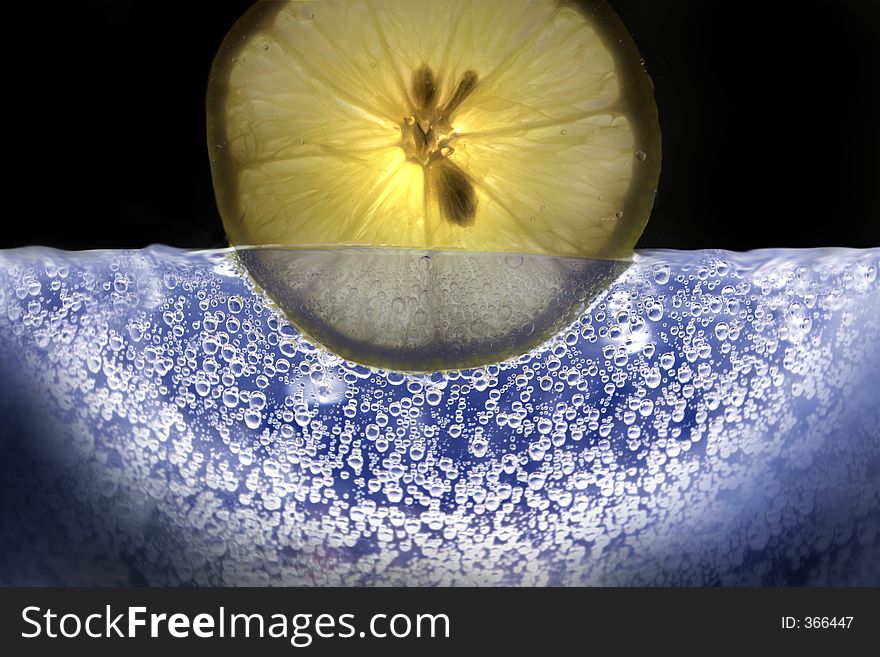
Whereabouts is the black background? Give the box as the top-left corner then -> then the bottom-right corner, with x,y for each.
5,0 -> 879,250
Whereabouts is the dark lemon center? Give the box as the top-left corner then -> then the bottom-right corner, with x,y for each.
399,66 -> 480,226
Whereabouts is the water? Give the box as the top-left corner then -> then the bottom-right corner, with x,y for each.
0,245 -> 877,585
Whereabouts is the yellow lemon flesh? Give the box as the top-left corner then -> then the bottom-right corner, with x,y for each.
207,0 -> 660,371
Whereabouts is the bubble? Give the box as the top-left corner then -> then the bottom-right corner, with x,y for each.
222,388 -> 239,408
127,321 -> 145,342
652,265 -> 670,285
228,296 -> 243,314
646,302 -> 663,322
244,409 -> 262,429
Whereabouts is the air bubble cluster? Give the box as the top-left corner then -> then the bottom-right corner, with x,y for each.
0,246 -> 878,585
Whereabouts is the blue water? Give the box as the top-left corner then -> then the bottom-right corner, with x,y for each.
0,246 -> 878,585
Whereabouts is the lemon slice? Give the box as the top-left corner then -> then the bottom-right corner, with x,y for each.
207,0 -> 660,258
239,248 -> 627,371
207,0 -> 660,371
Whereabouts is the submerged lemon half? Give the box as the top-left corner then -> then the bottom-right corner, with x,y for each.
207,0 -> 660,371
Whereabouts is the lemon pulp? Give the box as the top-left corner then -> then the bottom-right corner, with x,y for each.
207,0 -> 660,259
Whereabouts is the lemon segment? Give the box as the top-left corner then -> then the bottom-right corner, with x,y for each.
208,0 -> 661,258
239,247 -> 629,372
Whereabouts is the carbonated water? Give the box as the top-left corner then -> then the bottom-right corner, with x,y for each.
0,246 -> 877,585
